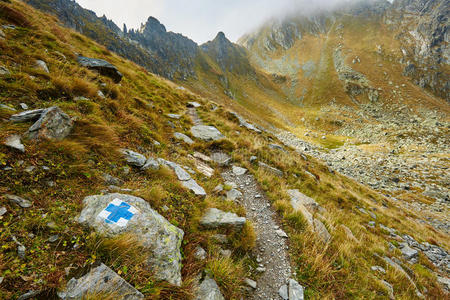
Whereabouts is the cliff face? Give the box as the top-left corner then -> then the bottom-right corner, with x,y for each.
386,0 -> 449,99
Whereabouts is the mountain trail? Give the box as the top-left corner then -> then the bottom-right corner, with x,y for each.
222,170 -> 291,300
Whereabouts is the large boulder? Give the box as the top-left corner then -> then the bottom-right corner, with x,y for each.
27,107 -> 73,140
77,56 -> 123,83
200,208 -> 246,230
58,263 -> 144,300
195,275 -> 225,300
78,193 -> 184,286
191,125 -> 224,141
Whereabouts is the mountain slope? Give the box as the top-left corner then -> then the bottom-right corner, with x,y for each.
0,0 -> 449,299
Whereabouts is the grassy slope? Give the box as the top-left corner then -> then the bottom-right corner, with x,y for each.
0,1 -> 447,299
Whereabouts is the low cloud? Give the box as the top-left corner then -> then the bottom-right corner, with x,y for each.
76,0 -> 391,44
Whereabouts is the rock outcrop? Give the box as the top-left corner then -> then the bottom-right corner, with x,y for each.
77,56 -> 123,83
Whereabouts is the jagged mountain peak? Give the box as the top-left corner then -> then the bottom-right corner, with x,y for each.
141,16 -> 167,34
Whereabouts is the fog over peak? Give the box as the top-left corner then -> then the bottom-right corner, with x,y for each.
76,0 -> 393,44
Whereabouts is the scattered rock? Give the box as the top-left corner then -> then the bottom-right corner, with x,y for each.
211,152 -> 231,166
200,208 -> 246,230
48,235 -> 59,243
10,108 -> 46,122
250,156 -> 257,163
19,103 -> 28,110
77,56 -> 123,83
276,229 -> 289,238
219,249 -> 232,257
228,111 -> 261,133
174,132 -> 194,144
0,103 -> 15,111
102,174 -> 123,186
120,149 -> 147,168
34,60 -> 49,73
27,107 -> 73,140
0,66 -> 10,75
287,189 -> 324,213
371,266 -> 386,274
0,207 -> 6,216
78,193 -> 184,285
191,125 -> 224,141
193,159 -> 214,178
187,102 -> 201,108
142,157 -> 160,171
167,113 -> 181,119
193,152 -> 211,162
232,166 -> 247,176
226,189 -> 242,201
269,144 -> 284,151
258,161 -> 283,177
289,279 -> 305,300
195,275 -> 224,300
58,263 -> 143,299
194,246 -> 207,260
313,219 -> 331,243
279,284 -> 289,300
17,290 -> 40,300
6,194 -> 32,208
401,244 -> 418,261
4,135 -> 25,152
181,179 -> 207,196
244,278 -> 257,289
381,280 -> 395,300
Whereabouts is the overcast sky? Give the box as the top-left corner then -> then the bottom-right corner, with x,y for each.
75,0 -> 390,44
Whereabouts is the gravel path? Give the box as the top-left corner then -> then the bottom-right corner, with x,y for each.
222,170 -> 291,300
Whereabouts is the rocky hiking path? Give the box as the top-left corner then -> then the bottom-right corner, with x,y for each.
222,169 -> 291,299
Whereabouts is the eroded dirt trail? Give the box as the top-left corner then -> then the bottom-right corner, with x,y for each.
222,170 -> 291,300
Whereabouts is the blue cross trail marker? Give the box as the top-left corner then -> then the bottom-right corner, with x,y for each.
97,198 -> 138,227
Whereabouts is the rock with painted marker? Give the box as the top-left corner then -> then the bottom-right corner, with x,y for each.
78,193 -> 184,286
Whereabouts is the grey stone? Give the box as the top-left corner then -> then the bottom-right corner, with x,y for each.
371,266 -> 386,274
437,276 -> 450,290
6,194 -> 32,208
158,159 -> 191,181
211,152 -> 231,166
191,125 -> 224,141
200,208 -> 246,230
17,244 -> 26,258
77,56 -> 123,83
258,161 -> 283,177
287,189 -> 324,213
4,135 -> 25,152
195,275 -> 224,300
289,279 -> 304,300
48,235 -> 59,243
232,166 -> 247,176
250,156 -> 257,163
194,159 -> 214,178
73,96 -> 90,101
167,113 -> 181,119
0,207 -> 6,216
10,109 -> 45,122
187,102 -> 201,108
228,112 -> 261,133
313,219 -> 331,243
244,278 -> 257,289
278,284 -> 288,300
194,246 -> 207,260
226,189 -> 242,201
276,229 -> 288,238
401,244 -> 418,260
27,107 -> 73,140
219,249 -> 232,257
0,66 -> 10,75
142,157 -> 160,171
58,263 -> 143,300
97,90 -> 105,98
269,144 -> 284,151
102,174 -> 123,186
19,103 -> 28,110
120,149 -> 146,168
381,280 -> 394,300
181,179 -> 207,196
174,132 -> 194,144
193,152 -> 211,162
0,29 -> 4,39
78,193 -> 184,286
34,60 -> 49,73
17,290 -> 40,300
